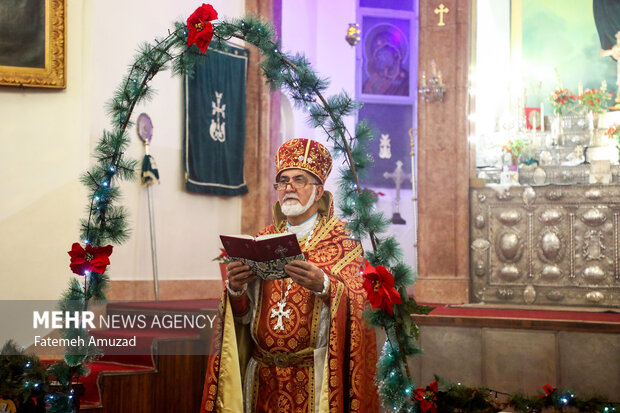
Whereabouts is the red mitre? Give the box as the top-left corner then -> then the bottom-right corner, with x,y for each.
275,138 -> 332,184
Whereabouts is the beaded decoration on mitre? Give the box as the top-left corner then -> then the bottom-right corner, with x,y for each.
275,138 -> 332,184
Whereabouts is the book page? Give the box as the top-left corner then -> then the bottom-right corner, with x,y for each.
255,232 -> 293,241
220,234 -> 255,240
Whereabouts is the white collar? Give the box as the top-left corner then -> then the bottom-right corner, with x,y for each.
286,213 -> 318,239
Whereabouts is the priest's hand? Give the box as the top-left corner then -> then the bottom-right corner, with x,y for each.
285,260 -> 325,293
227,261 -> 258,292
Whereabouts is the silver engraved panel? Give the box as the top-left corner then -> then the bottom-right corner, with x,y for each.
470,185 -> 620,308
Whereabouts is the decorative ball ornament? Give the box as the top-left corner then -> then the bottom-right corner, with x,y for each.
345,23 -> 361,46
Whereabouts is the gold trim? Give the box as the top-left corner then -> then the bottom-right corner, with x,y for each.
304,216 -> 338,252
330,282 -> 344,320
0,0 -> 66,88
331,244 -> 363,275
303,139 -> 312,162
252,282 -> 264,343
309,295 -> 322,348
308,365 -> 315,413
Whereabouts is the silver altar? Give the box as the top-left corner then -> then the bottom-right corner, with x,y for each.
470,185 -> 620,307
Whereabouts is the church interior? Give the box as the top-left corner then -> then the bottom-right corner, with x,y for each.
0,0 -> 618,411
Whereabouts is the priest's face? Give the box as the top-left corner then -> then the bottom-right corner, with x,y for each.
276,169 -> 324,218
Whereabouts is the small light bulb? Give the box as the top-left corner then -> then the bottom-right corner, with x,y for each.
94,196 -> 99,201
84,270 -> 91,276
110,166 -> 116,172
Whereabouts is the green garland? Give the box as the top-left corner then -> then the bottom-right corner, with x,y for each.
431,377 -> 619,413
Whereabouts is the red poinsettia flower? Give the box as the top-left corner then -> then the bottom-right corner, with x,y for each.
186,3 -> 218,54
539,383 -> 556,398
414,380 -> 438,413
362,259 -> 402,316
68,243 -> 113,276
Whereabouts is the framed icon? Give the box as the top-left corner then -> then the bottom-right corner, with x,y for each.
0,0 -> 66,88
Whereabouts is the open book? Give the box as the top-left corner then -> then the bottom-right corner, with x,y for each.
219,232 -> 305,280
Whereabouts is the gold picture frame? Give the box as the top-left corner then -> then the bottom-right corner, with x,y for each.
0,0 -> 66,88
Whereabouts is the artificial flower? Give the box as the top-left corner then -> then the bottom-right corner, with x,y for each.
414,380 -> 438,413
187,3 -> 218,54
213,247 -> 231,264
539,383 -> 556,398
549,88 -> 576,115
362,259 -> 402,316
68,243 -> 113,276
578,88 -> 613,113
606,123 -> 620,146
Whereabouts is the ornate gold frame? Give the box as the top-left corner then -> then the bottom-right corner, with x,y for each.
0,0 -> 66,88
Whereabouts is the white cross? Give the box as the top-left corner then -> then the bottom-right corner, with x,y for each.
271,301 -> 291,331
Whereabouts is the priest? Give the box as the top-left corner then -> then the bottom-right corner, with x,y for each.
201,138 -> 379,412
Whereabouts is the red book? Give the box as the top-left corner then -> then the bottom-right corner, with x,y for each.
219,233 -> 304,280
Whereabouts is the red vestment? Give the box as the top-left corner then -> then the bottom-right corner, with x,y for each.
201,193 -> 379,412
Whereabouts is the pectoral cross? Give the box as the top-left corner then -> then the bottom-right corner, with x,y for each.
271,301 -> 291,331
434,4 -> 449,27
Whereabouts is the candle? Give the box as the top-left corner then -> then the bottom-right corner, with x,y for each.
540,103 -> 544,131
421,72 -> 427,86
533,116 -> 537,148
437,71 -> 442,85
578,82 -> 583,97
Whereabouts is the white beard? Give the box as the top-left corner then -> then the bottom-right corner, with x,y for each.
280,186 -> 317,217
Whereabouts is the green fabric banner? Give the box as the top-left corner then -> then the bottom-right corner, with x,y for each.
184,44 -> 249,195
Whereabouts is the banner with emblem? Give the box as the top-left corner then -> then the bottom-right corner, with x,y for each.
184,43 -> 249,195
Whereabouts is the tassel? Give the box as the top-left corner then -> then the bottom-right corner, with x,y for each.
141,154 -> 160,185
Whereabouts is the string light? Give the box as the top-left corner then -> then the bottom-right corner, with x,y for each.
102,181 -> 109,187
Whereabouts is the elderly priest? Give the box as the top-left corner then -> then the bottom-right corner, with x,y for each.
201,138 -> 379,412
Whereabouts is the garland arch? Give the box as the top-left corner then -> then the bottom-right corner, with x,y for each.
52,6 -> 430,412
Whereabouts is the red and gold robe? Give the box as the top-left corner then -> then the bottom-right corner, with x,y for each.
201,192 -> 379,412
